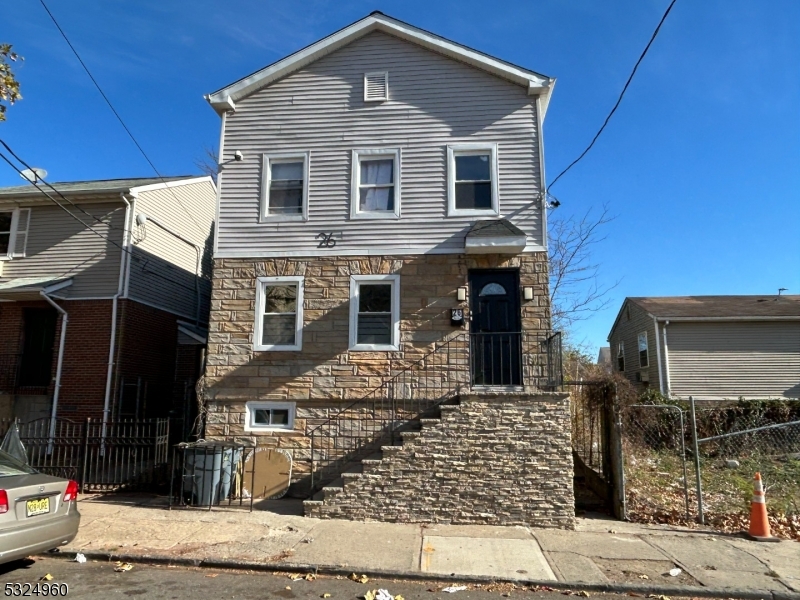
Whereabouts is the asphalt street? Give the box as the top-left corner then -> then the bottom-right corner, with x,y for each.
0,557 -> 645,600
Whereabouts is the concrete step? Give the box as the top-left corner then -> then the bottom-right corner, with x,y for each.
341,471 -> 363,484
302,499 -> 323,515
380,444 -> 404,455
418,418 -> 441,429
361,453 -> 384,474
399,430 -> 421,441
322,478 -> 344,500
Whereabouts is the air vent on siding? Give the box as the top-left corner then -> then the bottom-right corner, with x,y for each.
364,71 -> 388,102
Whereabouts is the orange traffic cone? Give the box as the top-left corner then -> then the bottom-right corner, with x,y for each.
747,473 -> 780,542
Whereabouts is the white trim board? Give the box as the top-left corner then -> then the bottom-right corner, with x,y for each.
214,244 -> 546,259
205,12 -> 554,117
128,176 -> 216,196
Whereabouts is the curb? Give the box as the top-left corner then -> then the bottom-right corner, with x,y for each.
42,550 -> 800,600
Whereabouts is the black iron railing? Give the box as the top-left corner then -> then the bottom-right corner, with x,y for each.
0,417 -> 169,492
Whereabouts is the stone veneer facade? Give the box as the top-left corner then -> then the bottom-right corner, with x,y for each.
306,392 -> 575,529
204,252 -> 551,493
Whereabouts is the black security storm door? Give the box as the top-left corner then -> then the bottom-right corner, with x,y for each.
469,270 -> 522,386
19,308 -> 58,388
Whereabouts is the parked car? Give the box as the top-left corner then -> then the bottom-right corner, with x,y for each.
0,449 -> 80,564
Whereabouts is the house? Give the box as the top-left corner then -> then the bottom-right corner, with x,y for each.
203,12 -> 574,528
0,176 -> 216,437
607,295 -> 800,400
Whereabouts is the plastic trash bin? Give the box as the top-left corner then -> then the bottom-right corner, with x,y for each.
182,442 -> 243,506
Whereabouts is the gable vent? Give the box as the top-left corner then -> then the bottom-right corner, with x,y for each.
364,72 -> 388,102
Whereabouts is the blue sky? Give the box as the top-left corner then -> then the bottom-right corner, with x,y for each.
2,0 -> 798,353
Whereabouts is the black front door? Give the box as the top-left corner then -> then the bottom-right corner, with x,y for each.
469,270 -> 522,386
19,308 -> 57,388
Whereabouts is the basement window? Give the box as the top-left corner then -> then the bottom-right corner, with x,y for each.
245,401 -> 295,431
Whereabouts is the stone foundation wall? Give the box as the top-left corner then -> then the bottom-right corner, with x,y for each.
306,392 -> 575,529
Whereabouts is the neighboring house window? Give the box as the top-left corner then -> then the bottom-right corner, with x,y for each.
349,274 -> 400,351
638,332 -> 649,368
351,149 -> 401,219
364,71 -> 388,102
261,153 -> 309,220
617,342 -> 625,372
447,144 -> 499,216
0,208 -> 31,259
253,276 -> 304,351
244,401 -> 295,431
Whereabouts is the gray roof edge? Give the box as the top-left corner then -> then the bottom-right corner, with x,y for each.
0,176 -> 197,198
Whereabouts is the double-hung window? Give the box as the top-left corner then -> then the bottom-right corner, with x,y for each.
617,342 -> 625,372
244,401 -> 295,431
447,143 -> 499,216
638,332 -> 649,368
349,275 -> 400,351
351,149 -> 401,219
254,276 -> 304,351
0,208 -> 31,259
261,153 -> 309,220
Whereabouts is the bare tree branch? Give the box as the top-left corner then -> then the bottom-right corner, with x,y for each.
194,145 -> 219,182
548,204 -> 619,333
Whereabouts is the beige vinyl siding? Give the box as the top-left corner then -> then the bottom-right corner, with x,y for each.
666,321 -> 800,399
608,300 -> 660,391
217,30 -> 542,258
127,180 -> 216,321
2,201 -> 125,298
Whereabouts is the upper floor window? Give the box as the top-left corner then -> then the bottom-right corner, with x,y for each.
351,149 -> 401,219
638,332 -> 649,368
254,276 -> 304,351
447,143 -> 499,216
364,71 -> 388,102
261,153 -> 309,221
349,274 -> 400,351
0,208 -> 31,259
617,341 -> 625,372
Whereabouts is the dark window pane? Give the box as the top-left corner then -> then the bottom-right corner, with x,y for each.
479,283 -> 506,296
271,162 -> 303,181
359,284 -> 391,312
360,159 -> 393,185
253,409 -> 271,424
639,350 -> 648,367
0,212 -> 12,232
455,181 -> 492,209
0,233 -> 9,255
262,314 -> 296,346
269,183 -> 303,213
357,314 -> 391,344
264,285 -> 296,313
271,409 -> 290,425
455,154 -> 490,181
359,187 -> 394,211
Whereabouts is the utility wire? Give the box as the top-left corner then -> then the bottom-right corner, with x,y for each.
37,0 -> 207,236
547,0 -> 678,193
0,138 -> 123,231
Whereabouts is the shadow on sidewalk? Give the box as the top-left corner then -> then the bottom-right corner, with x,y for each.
79,492 -> 305,516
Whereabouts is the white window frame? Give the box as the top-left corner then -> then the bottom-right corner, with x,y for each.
363,71 -> 389,102
350,149 -> 401,220
638,331 -> 649,368
617,341 -> 625,372
260,152 -> 310,222
447,143 -> 500,217
244,401 -> 296,432
253,275 -> 304,351
349,274 -> 400,351
0,208 -> 29,261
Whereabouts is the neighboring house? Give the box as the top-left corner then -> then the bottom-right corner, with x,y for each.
0,176 -> 216,436
607,295 -> 800,400
202,13 -> 575,528
596,346 -> 611,371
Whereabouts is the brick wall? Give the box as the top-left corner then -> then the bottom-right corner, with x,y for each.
305,391 -> 575,529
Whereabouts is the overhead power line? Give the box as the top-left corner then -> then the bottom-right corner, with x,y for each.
37,0 -> 207,236
547,0 -> 679,194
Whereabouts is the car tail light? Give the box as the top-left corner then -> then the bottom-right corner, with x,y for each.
0,489 -> 8,514
63,480 -> 79,503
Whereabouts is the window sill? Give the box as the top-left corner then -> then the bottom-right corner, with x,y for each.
351,211 -> 400,220
243,426 -> 298,434
260,214 -> 307,223
447,208 -> 500,218
253,344 -> 303,352
349,344 -> 400,352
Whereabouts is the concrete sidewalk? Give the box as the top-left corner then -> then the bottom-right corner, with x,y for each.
64,494 -> 799,598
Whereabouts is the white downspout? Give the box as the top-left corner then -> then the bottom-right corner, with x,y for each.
662,320 -> 672,397
102,195 -> 133,437
40,291 -> 67,446
653,316 -> 664,395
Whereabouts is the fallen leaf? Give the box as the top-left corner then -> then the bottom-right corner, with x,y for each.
322,594 -> 331,598
305,573 -> 317,581
363,590 -> 376,600
205,574 -> 218,578
395,596 -> 404,600
40,574 -> 53,582
286,586 -> 292,591
114,562 -> 133,573
290,574 -> 303,581
638,574 -> 649,580
577,592 -> 591,598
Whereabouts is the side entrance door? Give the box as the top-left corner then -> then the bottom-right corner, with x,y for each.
469,269 -> 522,386
19,308 -> 58,389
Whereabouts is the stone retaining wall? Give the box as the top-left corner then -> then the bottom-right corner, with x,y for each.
306,391 -> 575,529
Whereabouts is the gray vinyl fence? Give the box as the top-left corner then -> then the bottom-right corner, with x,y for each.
621,398 -> 800,524
0,417 -> 170,492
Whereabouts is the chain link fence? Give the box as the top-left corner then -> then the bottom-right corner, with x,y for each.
621,398 -> 800,534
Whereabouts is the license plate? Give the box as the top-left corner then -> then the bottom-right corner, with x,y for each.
26,497 -> 50,517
